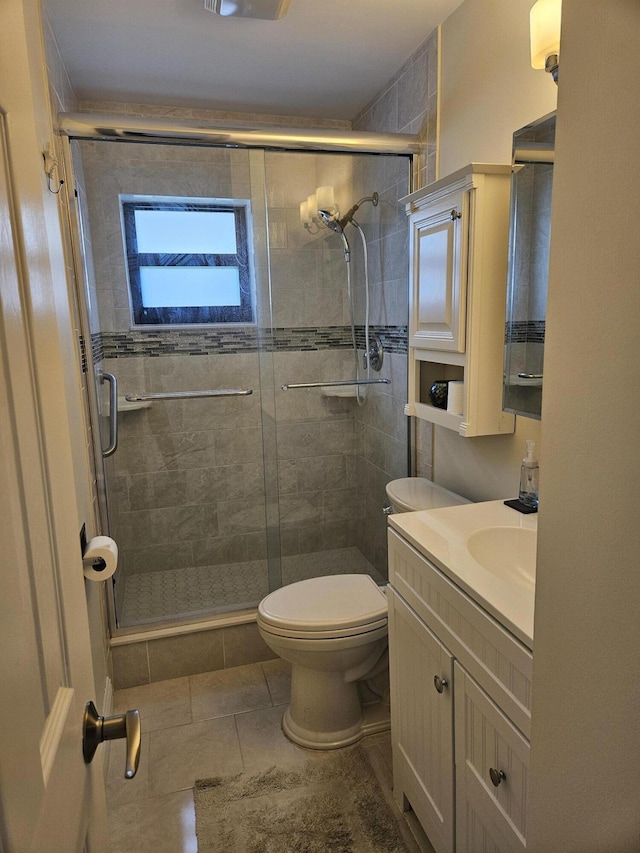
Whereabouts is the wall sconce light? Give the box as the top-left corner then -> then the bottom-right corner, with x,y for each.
315,185 -> 337,214
530,0 -> 561,83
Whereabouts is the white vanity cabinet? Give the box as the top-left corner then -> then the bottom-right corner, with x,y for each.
402,165 -> 515,437
388,528 -> 533,853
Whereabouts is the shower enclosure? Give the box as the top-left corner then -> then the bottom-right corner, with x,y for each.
65,118 -> 413,633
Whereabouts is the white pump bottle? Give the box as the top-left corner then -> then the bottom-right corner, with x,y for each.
519,440 -> 539,508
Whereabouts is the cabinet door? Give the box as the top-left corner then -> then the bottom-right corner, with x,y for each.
454,663 -> 529,853
409,190 -> 467,353
388,587 -> 455,853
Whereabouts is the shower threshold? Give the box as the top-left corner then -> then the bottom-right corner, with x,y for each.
119,546 -> 385,628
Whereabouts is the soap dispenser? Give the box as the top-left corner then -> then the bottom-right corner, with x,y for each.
519,440 -> 539,509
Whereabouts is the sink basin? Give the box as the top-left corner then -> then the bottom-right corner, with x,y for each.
467,526 -> 537,587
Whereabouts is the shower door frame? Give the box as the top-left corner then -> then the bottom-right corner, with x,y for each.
59,114 -> 418,640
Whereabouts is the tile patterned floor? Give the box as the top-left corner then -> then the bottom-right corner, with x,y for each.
120,547 -> 385,627
106,659 -> 432,852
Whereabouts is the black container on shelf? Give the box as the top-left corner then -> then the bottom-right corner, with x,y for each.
428,380 -> 449,409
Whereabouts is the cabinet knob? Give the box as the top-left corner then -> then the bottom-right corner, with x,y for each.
450,208 -> 461,221
489,768 -> 506,787
433,675 -> 448,693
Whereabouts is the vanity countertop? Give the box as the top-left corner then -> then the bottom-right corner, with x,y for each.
388,500 -> 536,649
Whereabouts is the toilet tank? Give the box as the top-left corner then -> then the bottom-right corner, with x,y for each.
385,477 -> 470,513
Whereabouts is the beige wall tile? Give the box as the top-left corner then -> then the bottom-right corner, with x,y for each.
223,622 -> 276,668
147,630 -> 224,681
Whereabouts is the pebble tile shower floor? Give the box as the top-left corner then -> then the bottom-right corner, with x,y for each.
121,546 -> 385,626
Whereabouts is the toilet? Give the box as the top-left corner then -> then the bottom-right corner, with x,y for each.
385,476 -> 471,514
257,477 -> 469,750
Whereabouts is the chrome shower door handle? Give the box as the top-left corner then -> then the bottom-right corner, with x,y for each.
83,700 -> 141,778
101,371 -> 118,458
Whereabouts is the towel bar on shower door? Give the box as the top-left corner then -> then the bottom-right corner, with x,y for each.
280,379 -> 390,390
124,388 -> 253,402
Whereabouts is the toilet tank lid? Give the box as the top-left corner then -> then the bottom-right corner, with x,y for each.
258,574 -> 387,632
385,477 -> 470,511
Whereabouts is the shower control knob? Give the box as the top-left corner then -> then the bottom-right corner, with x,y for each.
433,675 -> 448,693
450,208 -> 462,221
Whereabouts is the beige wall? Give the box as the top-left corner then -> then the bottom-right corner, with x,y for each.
439,0 -> 556,176
528,2 -> 640,847
430,0 -> 557,502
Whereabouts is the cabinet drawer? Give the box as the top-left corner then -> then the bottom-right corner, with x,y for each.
454,663 -> 529,852
388,529 -> 532,738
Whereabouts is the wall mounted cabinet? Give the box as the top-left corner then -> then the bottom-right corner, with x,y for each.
402,165 -> 515,437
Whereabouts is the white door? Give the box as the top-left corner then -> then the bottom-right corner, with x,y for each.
0,2 -> 109,849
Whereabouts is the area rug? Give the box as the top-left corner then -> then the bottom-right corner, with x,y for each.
194,745 -> 409,852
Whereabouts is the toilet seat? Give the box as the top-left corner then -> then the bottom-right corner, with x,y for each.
385,477 -> 471,512
257,574 -> 387,640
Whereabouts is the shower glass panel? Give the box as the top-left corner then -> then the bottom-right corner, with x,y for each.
71,137 -> 410,631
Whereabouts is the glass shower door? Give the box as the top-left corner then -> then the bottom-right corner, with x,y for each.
74,139 -> 277,629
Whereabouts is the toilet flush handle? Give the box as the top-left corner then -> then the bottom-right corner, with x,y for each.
382,505 -> 394,515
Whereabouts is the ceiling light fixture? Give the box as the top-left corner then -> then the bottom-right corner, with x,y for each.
204,0 -> 291,20
530,0 -> 561,83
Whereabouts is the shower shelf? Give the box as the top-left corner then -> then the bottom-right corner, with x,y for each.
118,396 -> 151,412
321,385 -> 365,398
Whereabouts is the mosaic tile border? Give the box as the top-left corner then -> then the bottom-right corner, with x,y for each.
91,332 -> 103,364
505,320 -> 546,344
100,325 -> 408,359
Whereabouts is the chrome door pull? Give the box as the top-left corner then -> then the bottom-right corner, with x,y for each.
83,700 -> 141,779
100,372 -> 118,458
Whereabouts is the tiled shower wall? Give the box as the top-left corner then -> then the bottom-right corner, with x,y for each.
75,25 -> 439,610
350,31 -> 439,571
79,139 -> 404,614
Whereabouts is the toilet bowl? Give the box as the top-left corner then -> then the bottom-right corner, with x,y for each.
257,481 -> 469,750
385,476 -> 471,514
257,574 -> 388,749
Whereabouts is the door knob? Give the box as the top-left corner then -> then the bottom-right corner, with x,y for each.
433,675 -> 448,693
489,767 -> 506,787
83,700 -> 141,779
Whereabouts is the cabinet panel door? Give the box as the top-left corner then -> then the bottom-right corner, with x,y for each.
389,588 -> 455,853
454,663 -> 529,853
410,192 -> 467,352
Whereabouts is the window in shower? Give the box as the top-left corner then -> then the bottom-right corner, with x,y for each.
121,195 -> 254,325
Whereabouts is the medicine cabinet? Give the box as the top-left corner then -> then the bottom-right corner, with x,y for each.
503,112 -> 556,420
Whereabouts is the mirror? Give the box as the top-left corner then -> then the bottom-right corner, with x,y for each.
503,112 -> 556,420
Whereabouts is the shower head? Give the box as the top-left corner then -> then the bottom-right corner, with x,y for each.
318,192 -> 379,262
318,208 -> 350,259
317,208 -> 344,234
318,192 -> 379,235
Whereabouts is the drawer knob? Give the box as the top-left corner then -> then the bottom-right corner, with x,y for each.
489,768 -> 506,787
433,675 -> 448,693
